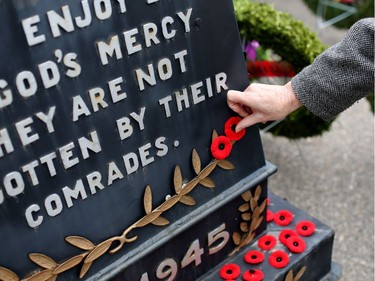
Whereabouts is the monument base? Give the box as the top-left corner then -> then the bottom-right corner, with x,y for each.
199,192 -> 339,281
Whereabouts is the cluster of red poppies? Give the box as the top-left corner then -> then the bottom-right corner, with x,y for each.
219,199 -> 316,280
210,117 -> 246,160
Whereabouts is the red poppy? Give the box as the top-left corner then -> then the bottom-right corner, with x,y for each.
224,116 -> 246,141
296,220 -> 316,236
242,269 -> 264,281
266,210 -> 274,222
273,210 -> 294,226
258,235 -> 277,250
268,250 -> 289,269
266,197 -> 271,205
219,263 -> 241,279
244,250 -> 264,264
211,136 -> 233,160
286,236 -> 306,253
279,229 -> 298,245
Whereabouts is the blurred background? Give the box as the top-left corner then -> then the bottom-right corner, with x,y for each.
234,0 -> 374,280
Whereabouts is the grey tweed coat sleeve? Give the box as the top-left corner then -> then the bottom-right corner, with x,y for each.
291,18 -> 374,121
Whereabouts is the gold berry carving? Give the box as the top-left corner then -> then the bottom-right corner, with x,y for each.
0,130 -> 237,281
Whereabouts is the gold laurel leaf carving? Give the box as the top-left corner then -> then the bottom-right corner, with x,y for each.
254,185 -> 262,201
250,216 -> 263,231
0,267 -> 19,281
258,199 -> 267,214
53,254 -> 85,274
85,240 -> 113,264
285,270 -> 294,281
199,161 -> 217,179
238,203 -> 250,212
136,211 -> 163,228
240,222 -> 249,232
173,166 -> 183,194
240,232 -> 255,248
28,254 -> 57,270
179,195 -> 196,206
232,232 -> 241,246
293,266 -> 307,281
218,160 -> 235,170
79,262 -> 92,279
241,190 -> 252,202
241,213 -> 251,221
65,236 -> 95,251
151,216 -> 170,226
144,185 -> 152,215
192,149 -> 201,175
47,275 -> 57,281
252,206 -> 261,220
180,178 -> 199,196
158,195 -> 180,211
26,269 -> 53,281
199,177 -> 215,188
212,130 -> 218,141
250,198 -> 257,212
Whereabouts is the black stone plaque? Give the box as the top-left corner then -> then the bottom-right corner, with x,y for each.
0,0 -> 272,280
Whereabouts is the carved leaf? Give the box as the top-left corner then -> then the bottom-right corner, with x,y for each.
192,149 -> 201,175
250,216 -> 263,231
53,254 -> 85,274
258,199 -> 267,214
212,130 -> 218,141
252,206 -> 261,220
136,210 -> 163,227
144,185 -> 152,215
285,270 -> 294,281
158,196 -> 181,211
65,236 -> 95,251
180,178 -> 199,196
27,269 -> 53,281
85,239 -> 113,263
241,232 -> 255,247
79,262 -> 92,279
199,177 -> 215,188
241,191 -> 252,202
240,222 -> 249,232
151,216 -> 170,226
241,213 -> 251,221
29,254 -> 57,270
250,198 -> 258,211
179,195 -> 196,206
293,266 -> 307,281
218,160 -> 235,170
47,276 -> 57,281
254,185 -> 262,201
173,166 -> 183,194
199,162 -> 217,179
0,267 -> 19,281
238,203 -> 250,212
232,232 -> 241,246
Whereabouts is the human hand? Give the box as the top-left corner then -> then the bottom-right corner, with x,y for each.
227,81 -> 302,132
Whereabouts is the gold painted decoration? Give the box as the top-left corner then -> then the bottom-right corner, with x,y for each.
230,185 -> 266,256
0,128 -> 241,281
285,266 -> 307,281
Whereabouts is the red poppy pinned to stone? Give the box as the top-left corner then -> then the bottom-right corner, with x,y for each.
266,197 -> 271,205
211,136 -> 233,160
242,269 -> 264,281
296,220 -> 316,236
268,250 -> 289,269
244,250 -> 265,264
286,236 -> 306,253
219,263 -> 241,279
224,116 -> 246,141
258,235 -> 277,251
273,210 -> 294,226
266,210 -> 274,222
279,229 -> 298,245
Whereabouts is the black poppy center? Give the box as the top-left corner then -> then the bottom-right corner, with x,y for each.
302,226 -> 308,230
285,234 -> 290,239
280,215 -> 285,220
293,242 -> 299,247
276,257 -> 282,262
226,269 -> 233,274
251,255 -> 258,259
249,269 -> 255,274
231,124 -> 237,132
265,241 -> 271,245
219,143 -> 225,150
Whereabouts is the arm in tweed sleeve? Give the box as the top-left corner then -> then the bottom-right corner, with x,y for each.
291,18 -> 374,121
